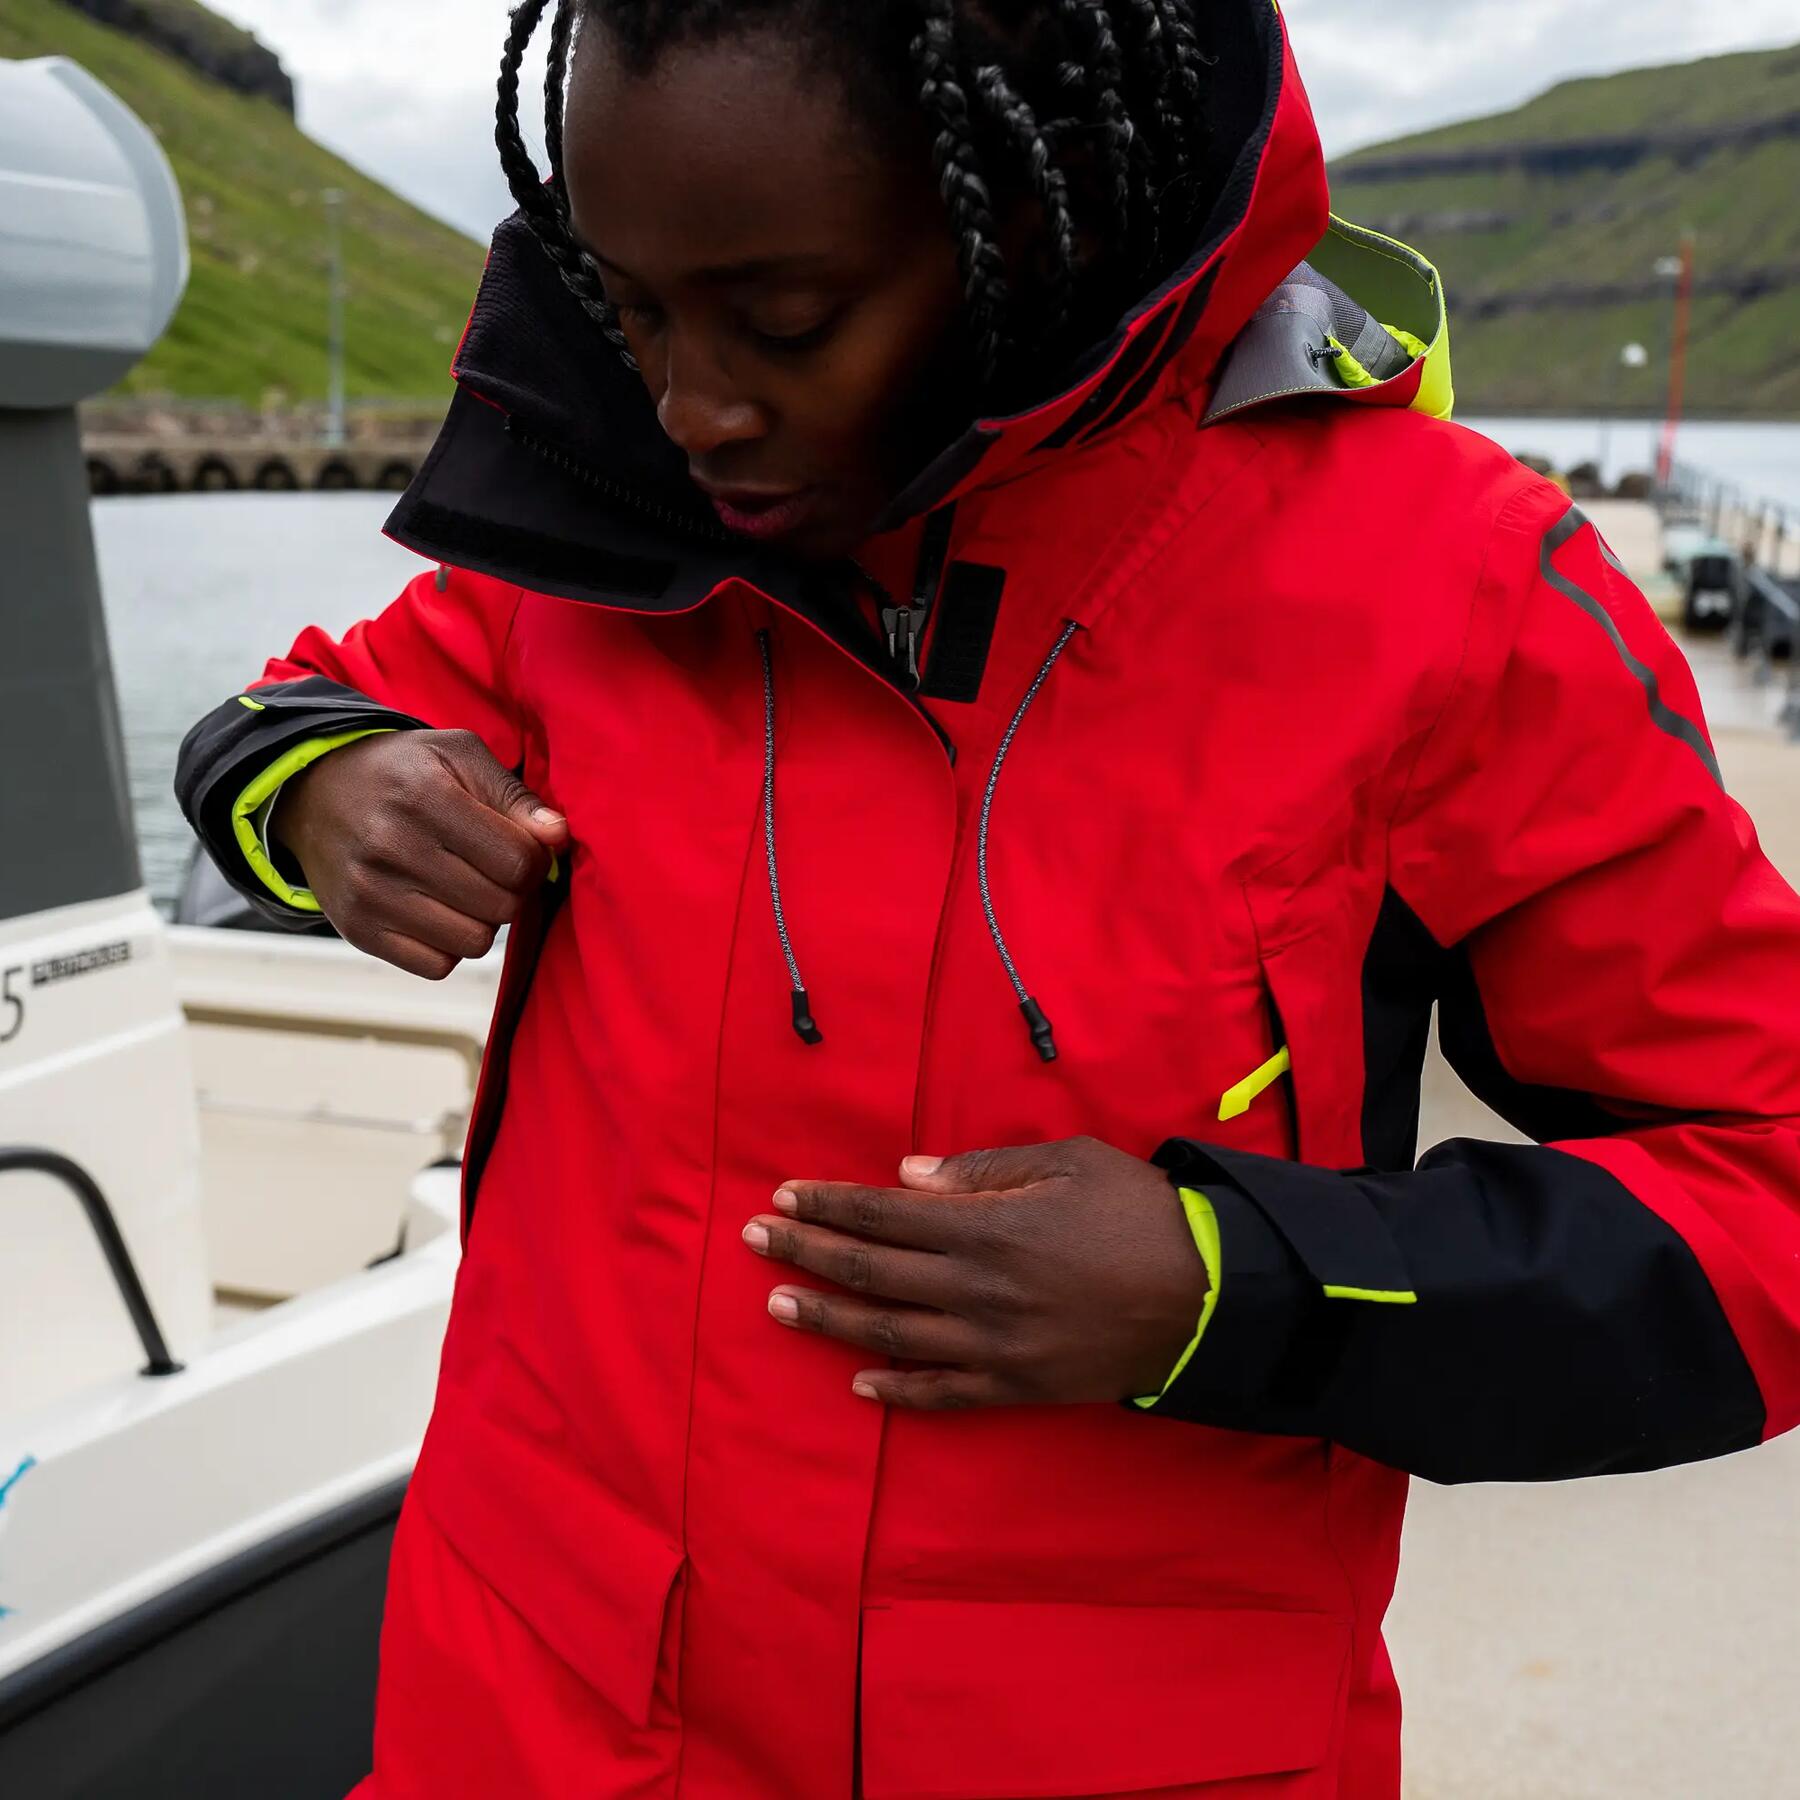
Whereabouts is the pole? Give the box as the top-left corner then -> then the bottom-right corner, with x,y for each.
0,407 -> 143,919
324,187 -> 347,451
1656,232 -> 1695,489
1605,356 -> 1620,486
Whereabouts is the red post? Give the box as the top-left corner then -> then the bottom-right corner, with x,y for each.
1656,233 -> 1695,489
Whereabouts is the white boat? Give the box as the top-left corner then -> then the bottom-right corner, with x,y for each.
0,56 -> 484,1796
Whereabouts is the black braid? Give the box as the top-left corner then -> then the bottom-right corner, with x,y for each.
1115,0 -> 1191,183
911,3 -> 1012,382
503,0 -> 1215,396
495,0 -> 552,221
1159,0 -> 1212,116
972,62 -> 1077,354
496,0 -> 636,362
544,0 -> 577,190
1052,0 -> 1148,271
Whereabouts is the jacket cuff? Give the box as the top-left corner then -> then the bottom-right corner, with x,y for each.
1131,1187 -> 1222,1409
231,728 -> 395,912
1144,1141 -> 1416,1425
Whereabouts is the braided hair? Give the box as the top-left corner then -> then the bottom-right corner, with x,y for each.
496,0 -> 1216,397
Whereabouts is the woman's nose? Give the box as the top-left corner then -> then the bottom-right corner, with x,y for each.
655,339 -> 766,458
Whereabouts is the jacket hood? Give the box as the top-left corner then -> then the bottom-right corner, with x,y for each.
387,0 -> 1450,601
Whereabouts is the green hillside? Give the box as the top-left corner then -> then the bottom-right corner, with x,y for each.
6,2 -> 1796,417
0,0 -> 483,403
1332,42 -> 1800,417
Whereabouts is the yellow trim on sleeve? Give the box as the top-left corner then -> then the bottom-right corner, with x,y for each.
1323,1285 -> 1418,1305
1218,1045 -> 1292,1122
231,729 -> 395,911
1133,1186 -> 1222,1410
238,695 -> 268,711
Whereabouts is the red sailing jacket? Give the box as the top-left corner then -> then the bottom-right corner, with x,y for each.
176,6 -> 1800,1795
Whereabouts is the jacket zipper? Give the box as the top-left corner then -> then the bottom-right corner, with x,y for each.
864,504 -> 959,691
503,417 -> 741,548
461,872 -> 573,1235
885,597 -> 923,685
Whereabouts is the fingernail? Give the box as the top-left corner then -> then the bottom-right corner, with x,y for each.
532,806 -> 565,826
769,1293 -> 800,1322
901,1156 -> 943,1179
773,1188 -> 799,1214
852,1381 -> 880,1402
742,1223 -> 770,1253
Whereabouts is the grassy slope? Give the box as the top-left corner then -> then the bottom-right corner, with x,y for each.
1333,43 -> 1800,416
0,0 -> 483,403
7,2 -> 1794,416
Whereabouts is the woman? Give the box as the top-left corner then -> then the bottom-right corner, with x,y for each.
176,2 -> 1800,1794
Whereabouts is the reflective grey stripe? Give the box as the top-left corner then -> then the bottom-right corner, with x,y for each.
1541,506 -> 1723,789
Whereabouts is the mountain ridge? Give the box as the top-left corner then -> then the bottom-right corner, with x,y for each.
5,1 -> 1795,416
1332,40 -> 1800,416
56,0 -> 293,112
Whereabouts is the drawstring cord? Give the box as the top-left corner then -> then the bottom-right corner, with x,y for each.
756,619 -> 1079,1060
758,630 -> 823,1044
979,621 -> 1079,1063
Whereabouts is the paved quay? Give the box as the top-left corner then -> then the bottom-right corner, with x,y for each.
1392,631 -> 1800,1798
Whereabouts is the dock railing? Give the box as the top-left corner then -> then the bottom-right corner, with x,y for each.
1659,462 -> 1800,741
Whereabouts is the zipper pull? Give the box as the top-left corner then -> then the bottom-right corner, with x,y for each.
882,605 -> 923,686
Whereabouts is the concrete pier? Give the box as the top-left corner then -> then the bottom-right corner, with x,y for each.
1665,464 -> 1800,582
78,405 -> 439,495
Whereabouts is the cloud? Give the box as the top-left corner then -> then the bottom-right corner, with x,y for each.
300,71 -> 525,238
203,1 -> 547,234
1283,0 -> 1800,152
202,0 -> 1800,239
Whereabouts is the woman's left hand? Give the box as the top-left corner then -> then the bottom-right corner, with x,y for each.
742,1138 -> 1209,1411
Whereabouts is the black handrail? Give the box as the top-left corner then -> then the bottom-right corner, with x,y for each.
1746,566 -> 1800,627
0,1147 -> 184,1377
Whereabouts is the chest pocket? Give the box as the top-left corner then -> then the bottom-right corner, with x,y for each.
1234,814 -> 1372,1173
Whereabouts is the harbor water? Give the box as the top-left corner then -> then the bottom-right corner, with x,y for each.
1471,415 -> 1800,507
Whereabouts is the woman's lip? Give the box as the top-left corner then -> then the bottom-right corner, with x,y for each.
702,486 -> 820,541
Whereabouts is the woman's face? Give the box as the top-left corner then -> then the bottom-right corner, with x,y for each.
562,25 -> 972,560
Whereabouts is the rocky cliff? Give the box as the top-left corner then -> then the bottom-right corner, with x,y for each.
58,0 -> 293,113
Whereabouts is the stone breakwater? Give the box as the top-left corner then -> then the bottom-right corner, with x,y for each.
78,405 -> 440,496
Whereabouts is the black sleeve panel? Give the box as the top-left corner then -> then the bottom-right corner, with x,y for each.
174,676 -> 430,928
1145,1137 -> 1765,1485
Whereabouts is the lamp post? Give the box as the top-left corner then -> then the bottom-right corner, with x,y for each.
1600,341 -> 1650,485
1655,236 -> 1695,489
323,186 -> 346,450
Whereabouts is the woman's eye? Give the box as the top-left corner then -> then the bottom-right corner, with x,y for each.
614,301 -> 665,332
750,314 -> 838,354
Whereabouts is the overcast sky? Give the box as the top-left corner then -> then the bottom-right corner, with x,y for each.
204,0 -> 1800,242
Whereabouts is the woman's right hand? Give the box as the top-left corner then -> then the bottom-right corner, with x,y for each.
274,729 -> 570,980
